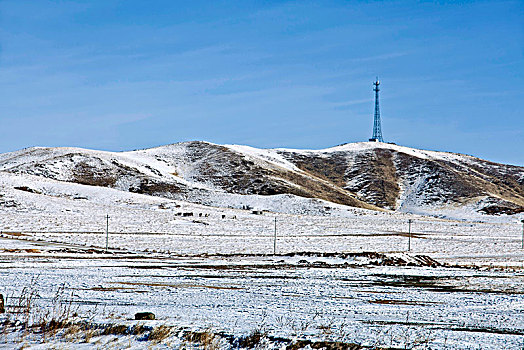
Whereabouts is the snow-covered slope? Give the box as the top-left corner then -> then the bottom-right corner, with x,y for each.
1,141 -> 523,219
276,142 -> 524,216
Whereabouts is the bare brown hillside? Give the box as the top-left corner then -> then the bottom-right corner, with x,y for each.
1,141 -> 522,216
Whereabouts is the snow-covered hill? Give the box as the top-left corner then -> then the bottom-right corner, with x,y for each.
0,141 -> 523,219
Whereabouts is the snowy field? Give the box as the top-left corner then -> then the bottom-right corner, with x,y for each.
1,236 -> 524,349
1,180 -> 523,266
1,174 -> 524,348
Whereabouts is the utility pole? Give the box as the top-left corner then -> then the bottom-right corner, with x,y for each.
105,215 -> 110,252
408,219 -> 413,252
521,220 -> 524,250
273,217 -> 277,255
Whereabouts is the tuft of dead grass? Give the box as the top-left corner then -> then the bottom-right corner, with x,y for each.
185,330 -> 220,350
238,329 -> 267,348
149,325 -> 172,343
101,324 -> 129,335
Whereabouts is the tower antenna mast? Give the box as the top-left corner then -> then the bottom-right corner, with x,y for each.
369,77 -> 384,142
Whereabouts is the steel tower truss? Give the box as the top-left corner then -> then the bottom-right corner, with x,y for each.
370,78 -> 384,142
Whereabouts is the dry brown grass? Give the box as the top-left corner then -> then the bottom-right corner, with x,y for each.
185,330 -> 220,350
101,324 -> 130,336
63,323 -> 83,342
239,329 -> 266,348
0,278 -> 79,344
1,248 -> 41,253
1,231 -> 27,237
83,327 -> 96,343
149,325 -> 172,343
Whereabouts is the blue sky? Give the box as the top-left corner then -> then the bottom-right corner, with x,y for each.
1,1 -> 523,165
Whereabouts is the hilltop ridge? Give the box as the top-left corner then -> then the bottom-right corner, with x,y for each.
0,141 -> 523,219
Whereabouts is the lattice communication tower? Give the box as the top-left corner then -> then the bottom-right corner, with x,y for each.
369,78 -> 384,142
